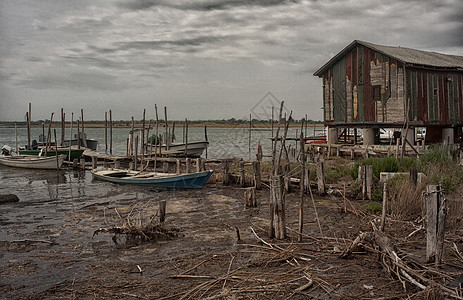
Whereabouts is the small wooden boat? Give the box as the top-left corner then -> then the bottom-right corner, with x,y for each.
92,168 -> 213,188
0,154 -> 65,169
146,141 -> 209,158
19,148 -> 85,160
160,141 -> 209,158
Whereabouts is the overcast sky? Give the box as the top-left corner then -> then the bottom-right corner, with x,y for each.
1,0 -> 462,122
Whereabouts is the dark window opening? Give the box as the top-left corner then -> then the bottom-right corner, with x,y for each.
433,88 -> 438,97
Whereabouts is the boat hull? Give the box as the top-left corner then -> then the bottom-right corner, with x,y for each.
0,155 -> 65,169
19,148 -> 85,160
63,139 -> 98,151
92,169 -> 213,189
149,141 -> 208,158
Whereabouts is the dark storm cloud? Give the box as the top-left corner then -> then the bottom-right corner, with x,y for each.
16,71 -> 121,91
117,0 -> 298,11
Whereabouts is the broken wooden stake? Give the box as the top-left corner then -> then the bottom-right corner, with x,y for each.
269,175 -> 286,239
244,187 -> 257,208
159,200 -> 166,223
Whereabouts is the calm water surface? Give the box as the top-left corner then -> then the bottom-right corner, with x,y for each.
0,126 -> 324,159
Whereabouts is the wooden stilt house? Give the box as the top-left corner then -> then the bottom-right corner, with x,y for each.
313,40 -> 463,144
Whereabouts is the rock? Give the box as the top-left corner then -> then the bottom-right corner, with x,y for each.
0,194 -> 19,204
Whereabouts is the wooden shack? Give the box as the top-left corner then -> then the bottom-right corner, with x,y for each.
313,40 -> 463,144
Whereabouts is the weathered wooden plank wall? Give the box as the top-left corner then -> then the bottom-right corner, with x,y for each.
363,47 -> 375,122
320,45 -> 462,127
333,57 -> 347,122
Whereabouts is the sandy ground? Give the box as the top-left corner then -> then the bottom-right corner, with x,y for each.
0,166 -> 462,299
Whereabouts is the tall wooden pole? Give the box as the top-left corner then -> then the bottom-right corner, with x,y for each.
15,122 -> 18,154
54,129 -> 59,170
76,119 -> 80,149
184,118 -> 188,157
109,109 -> 113,155
155,104 -> 159,167
69,113 -> 73,161
27,103 -> 31,149
61,108 -> 65,146
164,106 -> 169,150
105,111 -> 108,153
142,109 -> 146,156
204,126 -> 208,159
81,109 -> 85,133
249,113 -> 252,160
45,112 -> 54,156
130,116 -> 134,156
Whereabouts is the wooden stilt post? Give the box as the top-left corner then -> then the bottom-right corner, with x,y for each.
176,159 -> 181,174
54,129 -> 59,170
298,125 -> 305,242
141,109 -> 146,163
185,158 -> 191,173
61,108 -> 65,146
109,110 -> 113,155
159,200 -> 166,223
239,160 -> 245,187
365,165 -> 373,200
134,135 -> 138,171
426,185 -> 447,265
92,156 -> 97,169
76,119 -> 80,150
244,187 -> 257,207
164,106 -> 169,150
284,163 -> 291,193
409,168 -> 418,186
380,182 -> 387,231
252,161 -> 261,190
316,159 -> 325,194
27,103 -> 31,150
223,160 -> 230,185
45,113 -> 54,156
105,111 -> 108,153
204,126 -> 208,159
196,158 -> 201,173
270,175 -> 286,239
184,118 -> 188,157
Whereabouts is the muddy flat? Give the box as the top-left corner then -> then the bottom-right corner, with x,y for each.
0,166 -> 460,299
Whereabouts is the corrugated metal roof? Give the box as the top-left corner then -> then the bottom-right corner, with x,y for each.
314,40 -> 463,76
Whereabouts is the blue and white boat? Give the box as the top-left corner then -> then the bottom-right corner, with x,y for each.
91,168 -> 213,189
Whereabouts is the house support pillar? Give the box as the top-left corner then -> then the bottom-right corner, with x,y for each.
442,128 -> 454,144
327,127 -> 338,145
363,128 -> 376,145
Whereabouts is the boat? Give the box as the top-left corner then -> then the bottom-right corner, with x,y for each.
92,168 -> 213,188
147,141 -> 209,158
161,141 -> 209,157
19,148 -> 85,160
63,138 -> 98,151
0,154 -> 65,169
63,132 -> 98,151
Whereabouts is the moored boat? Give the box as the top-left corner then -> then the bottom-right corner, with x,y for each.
0,154 -> 65,169
19,148 -> 85,160
92,168 -> 213,188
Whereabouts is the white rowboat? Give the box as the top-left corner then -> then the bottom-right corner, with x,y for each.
0,155 -> 65,169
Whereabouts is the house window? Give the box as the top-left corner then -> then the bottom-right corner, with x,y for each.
373,85 -> 381,101
433,88 -> 438,97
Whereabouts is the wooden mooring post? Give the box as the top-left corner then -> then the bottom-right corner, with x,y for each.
426,185 -> 447,265
252,161 -> 261,190
244,187 -> 257,208
223,160 -> 230,185
269,175 -> 286,239
239,160 -> 245,187
159,200 -> 166,223
316,159 -> 325,194
358,165 -> 373,200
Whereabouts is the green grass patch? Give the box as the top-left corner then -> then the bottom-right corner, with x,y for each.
364,201 -> 383,213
